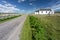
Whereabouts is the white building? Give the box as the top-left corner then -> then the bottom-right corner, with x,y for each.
35,9 -> 54,14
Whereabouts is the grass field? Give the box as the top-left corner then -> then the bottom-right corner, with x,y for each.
35,15 -> 60,40
0,15 -> 21,23
20,14 -> 60,40
20,17 -> 32,40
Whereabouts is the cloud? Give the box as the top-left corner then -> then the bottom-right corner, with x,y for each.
0,1 -> 20,13
52,1 -> 60,10
2,1 -> 7,3
28,0 -> 36,2
29,3 -> 33,5
51,4 -> 60,10
18,0 -> 25,3
47,0 -> 60,10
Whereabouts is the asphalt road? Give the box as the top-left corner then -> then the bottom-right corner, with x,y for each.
0,15 -> 27,40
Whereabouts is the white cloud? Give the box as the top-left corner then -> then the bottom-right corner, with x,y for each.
29,3 -> 33,5
51,0 -> 60,10
29,0 -> 36,1
0,1 -> 20,13
2,1 -> 7,3
18,0 -> 25,3
46,1 -> 60,10
51,4 -> 60,10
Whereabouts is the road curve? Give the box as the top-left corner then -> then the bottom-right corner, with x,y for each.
0,15 -> 27,40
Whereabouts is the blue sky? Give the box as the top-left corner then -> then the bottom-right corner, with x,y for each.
0,0 -> 60,13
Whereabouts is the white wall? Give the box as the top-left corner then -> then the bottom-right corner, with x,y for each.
35,10 -> 54,14
52,10 -> 54,14
39,11 -> 51,14
35,12 -> 38,14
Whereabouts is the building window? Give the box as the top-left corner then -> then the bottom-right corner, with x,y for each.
46,11 -> 47,13
49,11 -> 50,14
41,11 -> 43,13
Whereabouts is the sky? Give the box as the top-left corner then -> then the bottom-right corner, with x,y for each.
0,0 -> 60,13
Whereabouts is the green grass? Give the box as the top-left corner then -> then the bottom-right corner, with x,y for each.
29,16 -> 47,40
35,15 -> 60,40
0,15 -> 21,23
20,16 -> 32,40
20,14 -> 60,40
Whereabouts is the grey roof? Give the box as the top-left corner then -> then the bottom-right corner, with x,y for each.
35,9 -> 52,12
39,9 -> 52,11
35,10 -> 39,12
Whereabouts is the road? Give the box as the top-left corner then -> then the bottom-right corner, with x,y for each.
0,15 -> 27,40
